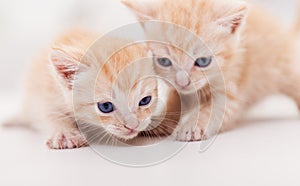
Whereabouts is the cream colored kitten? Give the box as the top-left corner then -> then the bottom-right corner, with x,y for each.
123,0 -> 300,141
6,30 -> 179,149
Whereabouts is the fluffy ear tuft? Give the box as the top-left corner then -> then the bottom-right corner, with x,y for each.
216,2 -> 248,34
50,49 -> 86,88
121,0 -> 159,21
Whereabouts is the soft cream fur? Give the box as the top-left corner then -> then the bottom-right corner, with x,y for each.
122,0 -> 300,141
6,30 -> 179,149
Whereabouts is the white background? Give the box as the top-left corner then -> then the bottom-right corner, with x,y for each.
0,0 -> 299,186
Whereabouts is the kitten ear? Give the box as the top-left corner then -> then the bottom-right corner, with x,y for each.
121,0 -> 159,21
50,49 -> 87,88
215,3 -> 248,34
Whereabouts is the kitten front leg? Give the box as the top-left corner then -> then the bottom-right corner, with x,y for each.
175,91 -> 241,142
175,105 -> 210,141
46,121 -> 88,150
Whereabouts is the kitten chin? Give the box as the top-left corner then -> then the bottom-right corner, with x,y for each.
174,81 -> 208,95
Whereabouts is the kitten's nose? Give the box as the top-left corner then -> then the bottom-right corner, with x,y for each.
124,115 -> 139,131
176,71 -> 191,88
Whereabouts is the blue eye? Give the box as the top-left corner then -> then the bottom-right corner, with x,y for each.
98,102 -> 115,113
157,58 -> 172,67
139,96 -> 152,106
195,57 -> 212,68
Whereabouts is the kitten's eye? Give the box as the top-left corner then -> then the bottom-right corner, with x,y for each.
157,58 -> 172,67
139,96 -> 152,106
194,57 -> 212,68
98,102 -> 115,114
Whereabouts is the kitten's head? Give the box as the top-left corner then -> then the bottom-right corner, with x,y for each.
50,32 -> 159,140
122,0 -> 248,94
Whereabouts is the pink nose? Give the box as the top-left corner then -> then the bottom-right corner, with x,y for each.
124,116 -> 139,130
176,71 -> 191,88
176,79 -> 191,88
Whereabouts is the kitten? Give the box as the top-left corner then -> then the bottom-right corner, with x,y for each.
6,29 -> 178,149
122,0 -> 300,141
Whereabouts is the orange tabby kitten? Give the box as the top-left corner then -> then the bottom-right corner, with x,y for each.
7,30 -> 174,149
122,0 -> 300,141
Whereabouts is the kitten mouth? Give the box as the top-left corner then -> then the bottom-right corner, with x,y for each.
106,128 -> 139,140
177,86 -> 193,93
126,129 -> 136,135
116,129 -> 139,139
121,130 -> 139,139
179,86 -> 190,90
175,82 -> 193,91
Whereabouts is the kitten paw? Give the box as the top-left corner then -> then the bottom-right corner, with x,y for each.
175,124 -> 207,142
46,130 -> 88,149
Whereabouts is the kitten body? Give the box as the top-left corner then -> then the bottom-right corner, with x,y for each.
9,30 -> 177,149
123,0 -> 300,141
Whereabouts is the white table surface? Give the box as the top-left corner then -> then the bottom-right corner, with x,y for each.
0,93 -> 299,186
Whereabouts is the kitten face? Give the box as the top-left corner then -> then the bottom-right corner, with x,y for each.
51,37 -> 159,140
122,0 -> 248,94
93,61 -> 158,140
150,43 -> 220,94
